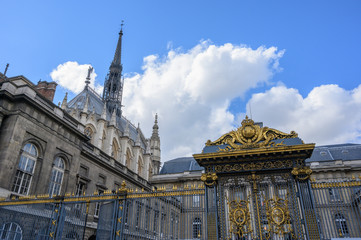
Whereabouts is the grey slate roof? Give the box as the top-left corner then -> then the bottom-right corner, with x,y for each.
159,157 -> 204,174
160,143 -> 361,174
66,86 -> 147,149
306,143 -> 361,162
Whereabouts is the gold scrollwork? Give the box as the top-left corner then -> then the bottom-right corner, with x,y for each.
265,195 -> 294,238
214,160 -> 294,173
206,116 -> 298,151
228,198 -> 252,238
201,173 -> 218,187
291,166 -> 312,181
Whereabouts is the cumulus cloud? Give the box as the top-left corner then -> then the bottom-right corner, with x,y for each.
247,84 -> 361,145
50,61 -> 103,94
122,41 -> 284,161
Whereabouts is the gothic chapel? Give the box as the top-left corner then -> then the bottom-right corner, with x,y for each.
63,27 -> 161,180
0,28 -> 161,200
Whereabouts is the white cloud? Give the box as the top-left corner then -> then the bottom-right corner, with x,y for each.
122,41 -> 284,161
247,84 -> 361,145
50,61 -> 103,95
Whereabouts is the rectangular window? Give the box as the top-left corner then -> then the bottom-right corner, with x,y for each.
98,174 -> 106,185
193,195 -> 200,207
329,188 -> 341,201
114,182 -> 120,192
79,165 -> 88,177
75,182 -> 86,196
94,189 -> 104,217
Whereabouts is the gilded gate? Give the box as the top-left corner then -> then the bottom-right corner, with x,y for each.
194,116 -> 319,239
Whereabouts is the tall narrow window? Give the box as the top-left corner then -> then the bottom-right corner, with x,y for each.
94,189 -> 104,217
126,149 -> 132,169
335,213 -> 349,237
138,157 -> 143,176
111,139 -> 120,160
192,217 -> 202,239
329,188 -> 341,201
0,222 -> 23,240
48,157 -> 65,197
193,195 -> 200,207
12,143 -> 38,195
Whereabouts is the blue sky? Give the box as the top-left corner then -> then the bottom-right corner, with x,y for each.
1,1 -> 361,161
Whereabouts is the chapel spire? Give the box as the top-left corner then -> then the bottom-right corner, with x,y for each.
102,22 -> 125,119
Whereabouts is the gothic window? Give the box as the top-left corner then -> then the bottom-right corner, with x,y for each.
137,157 -> 143,176
12,143 -> 38,195
84,127 -> 93,138
126,149 -> 132,169
101,131 -> 106,150
335,213 -> 349,236
0,222 -> 23,240
192,217 -> 202,239
111,139 -> 120,160
48,157 -> 65,197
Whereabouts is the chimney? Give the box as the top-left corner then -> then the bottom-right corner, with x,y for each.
34,81 -> 58,102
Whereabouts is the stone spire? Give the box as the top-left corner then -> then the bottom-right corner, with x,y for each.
151,113 -> 160,140
102,22 -> 124,119
61,92 -> 68,110
150,114 -> 161,174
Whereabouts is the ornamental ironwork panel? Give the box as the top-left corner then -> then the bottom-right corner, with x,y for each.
217,172 -> 304,240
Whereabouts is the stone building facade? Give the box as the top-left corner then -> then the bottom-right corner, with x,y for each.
0,30 -> 161,237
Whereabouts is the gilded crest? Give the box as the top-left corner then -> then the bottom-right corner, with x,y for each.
206,116 -> 298,150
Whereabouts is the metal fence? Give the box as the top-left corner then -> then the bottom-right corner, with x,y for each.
311,179 -> 361,239
1,179 -> 361,239
0,186 -> 206,240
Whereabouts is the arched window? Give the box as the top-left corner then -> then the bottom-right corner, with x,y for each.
335,213 -> 349,237
126,149 -> 132,169
192,217 -> 202,239
84,125 -> 95,144
111,139 -> 120,160
48,157 -> 65,197
137,157 -> 143,176
0,222 -> 23,240
12,143 -> 38,195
